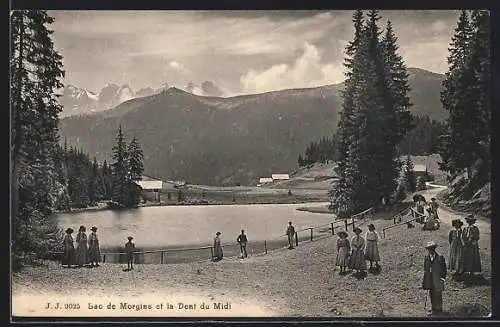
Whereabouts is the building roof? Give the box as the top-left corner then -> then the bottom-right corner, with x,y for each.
136,180 -> 163,190
414,164 -> 427,172
259,177 -> 274,183
272,174 -> 290,180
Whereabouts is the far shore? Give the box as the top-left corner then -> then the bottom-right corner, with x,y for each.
55,194 -> 329,215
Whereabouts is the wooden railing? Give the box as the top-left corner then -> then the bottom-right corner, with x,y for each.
48,207 -> 374,265
382,206 -> 427,238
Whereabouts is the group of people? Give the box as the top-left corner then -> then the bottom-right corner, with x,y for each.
211,229 -> 249,262
422,213 -> 482,316
62,225 -> 102,268
335,223 -> 381,275
413,195 -> 440,230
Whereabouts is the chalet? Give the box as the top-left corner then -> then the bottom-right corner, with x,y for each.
271,174 -> 290,181
135,175 -> 164,202
413,164 -> 428,178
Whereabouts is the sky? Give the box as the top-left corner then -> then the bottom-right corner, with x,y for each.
49,10 -> 460,96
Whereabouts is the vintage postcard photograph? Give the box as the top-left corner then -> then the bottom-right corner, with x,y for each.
10,9 -> 492,319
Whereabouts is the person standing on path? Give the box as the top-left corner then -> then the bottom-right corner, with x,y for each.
365,224 -> 381,271
237,229 -> 248,258
213,232 -> 223,261
430,198 -> 440,219
448,219 -> 464,275
349,227 -> 367,274
88,226 -> 102,267
335,231 -> 350,274
461,215 -> 482,281
62,228 -> 76,268
75,226 -> 89,267
422,241 -> 447,316
286,221 -> 296,249
125,236 -> 135,270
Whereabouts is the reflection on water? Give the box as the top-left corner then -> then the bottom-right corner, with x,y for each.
56,203 -> 334,249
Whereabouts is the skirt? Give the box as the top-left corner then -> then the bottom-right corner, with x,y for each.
349,249 -> 367,270
88,243 -> 102,262
62,247 -> 76,266
75,244 -> 88,266
449,242 -> 463,271
336,246 -> 349,267
365,240 -> 380,261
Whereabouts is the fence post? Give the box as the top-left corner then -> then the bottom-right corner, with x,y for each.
161,251 -> 164,264
210,247 -> 214,260
295,231 -> 299,246
331,223 -> 334,235
383,229 -> 386,238
394,215 -> 396,224
264,240 -> 267,254
352,218 -> 356,231
310,228 -> 313,241
345,219 -> 348,231
103,254 -> 106,263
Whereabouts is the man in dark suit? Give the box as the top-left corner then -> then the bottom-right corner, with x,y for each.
237,229 -> 248,258
422,241 -> 447,316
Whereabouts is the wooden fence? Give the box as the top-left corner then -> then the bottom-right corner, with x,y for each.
49,207 -> 374,265
382,206 -> 427,238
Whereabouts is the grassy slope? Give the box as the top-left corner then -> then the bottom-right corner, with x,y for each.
12,206 -> 491,317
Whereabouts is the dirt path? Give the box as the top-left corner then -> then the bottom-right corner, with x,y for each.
420,183 -> 491,254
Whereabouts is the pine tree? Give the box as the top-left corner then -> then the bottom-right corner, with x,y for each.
125,136 -> 144,207
439,10 -> 474,177
331,10 -> 365,213
128,137 -> 144,181
10,10 -> 65,262
111,125 -> 129,206
402,155 -> 417,193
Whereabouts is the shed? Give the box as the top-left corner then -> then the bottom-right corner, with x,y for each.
272,174 -> 290,181
259,177 -> 274,183
135,176 -> 163,202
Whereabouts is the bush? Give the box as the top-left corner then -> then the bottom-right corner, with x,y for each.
416,176 -> 427,191
393,183 -> 407,203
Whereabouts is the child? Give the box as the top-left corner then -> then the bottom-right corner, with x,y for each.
125,236 -> 135,270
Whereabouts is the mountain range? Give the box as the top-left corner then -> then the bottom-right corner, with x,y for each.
58,67 -> 446,186
58,81 -> 226,117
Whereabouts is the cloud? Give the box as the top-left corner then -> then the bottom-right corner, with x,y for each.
169,61 -> 189,73
240,42 -> 345,94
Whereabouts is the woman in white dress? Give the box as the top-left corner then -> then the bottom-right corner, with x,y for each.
349,227 -> 367,273
335,231 -> 350,274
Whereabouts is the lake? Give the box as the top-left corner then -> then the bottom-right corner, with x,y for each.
56,203 -> 335,250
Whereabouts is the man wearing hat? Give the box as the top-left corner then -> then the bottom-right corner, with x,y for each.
125,236 -> 135,270
422,241 -> 447,315
461,215 -> 482,279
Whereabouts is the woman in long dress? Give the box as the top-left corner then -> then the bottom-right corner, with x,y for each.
449,219 -> 464,275
62,228 -> 76,268
336,231 -> 350,274
213,232 -> 223,261
365,224 -> 381,270
75,225 -> 89,267
88,226 -> 102,267
349,227 -> 367,273
461,215 -> 481,278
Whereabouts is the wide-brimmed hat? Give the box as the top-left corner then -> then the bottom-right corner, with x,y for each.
456,220 -> 464,227
128,236 -> 133,240
431,198 -> 436,201
353,227 -> 362,234
216,232 -> 221,235
78,225 -> 86,232
425,241 -> 438,249
465,214 -> 476,223
368,224 -> 375,230
66,227 -> 74,234
337,231 -> 348,238
90,226 -> 98,231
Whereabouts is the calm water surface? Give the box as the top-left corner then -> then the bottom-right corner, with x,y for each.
55,203 -> 334,249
